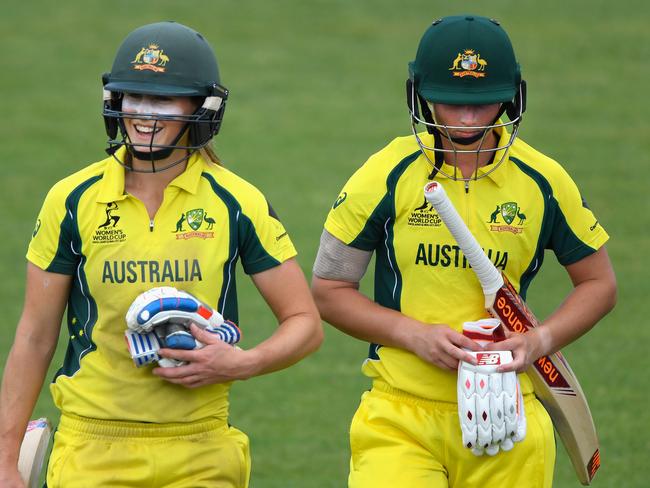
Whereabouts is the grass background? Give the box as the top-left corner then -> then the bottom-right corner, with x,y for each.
1,0 -> 647,486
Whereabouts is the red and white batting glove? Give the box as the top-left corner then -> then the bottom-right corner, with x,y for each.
457,319 -> 526,456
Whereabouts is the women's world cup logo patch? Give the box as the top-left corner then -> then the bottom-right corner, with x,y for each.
131,44 -> 170,73
449,49 -> 487,78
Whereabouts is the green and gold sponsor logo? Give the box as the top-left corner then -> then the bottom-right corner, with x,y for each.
487,201 -> 526,234
173,208 -> 215,240
131,44 -> 170,73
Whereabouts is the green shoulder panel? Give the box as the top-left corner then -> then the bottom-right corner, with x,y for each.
364,150 -> 421,361
510,157 -> 596,299
46,176 -> 103,274
365,150 -> 421,311
201,172 -> 285,322
53,175 -> 103,378
350,150 -> 422,251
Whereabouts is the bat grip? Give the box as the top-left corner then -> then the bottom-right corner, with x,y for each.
424,182 -> 504,296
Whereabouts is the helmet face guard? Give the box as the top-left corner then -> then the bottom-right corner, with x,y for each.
406,15 -> 527,181
101,21 -> 228,172
102,85 -> 228,172
407,78 -> 526,180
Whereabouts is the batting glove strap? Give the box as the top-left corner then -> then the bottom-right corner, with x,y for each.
206,320 -> 241,344
457,350 -> 527,456
125,321 -> 242,368
462,318 -> 505,348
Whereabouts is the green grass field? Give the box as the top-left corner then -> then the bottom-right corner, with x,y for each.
1,1 -> 648,486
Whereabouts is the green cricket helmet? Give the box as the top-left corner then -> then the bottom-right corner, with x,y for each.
406,15 -> 527,179
102,21 -> 228,170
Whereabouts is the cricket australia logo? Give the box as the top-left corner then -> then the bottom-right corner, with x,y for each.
408,197 -> 442,227
449,49 -> 487,78
173,208 -> 215,240
93,202 -> 127,244
131,44 -> 170,73
487,201 -> 526,234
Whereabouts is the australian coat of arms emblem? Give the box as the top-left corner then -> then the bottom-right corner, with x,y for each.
131,44 -> 170,73
449,49 -> 487,78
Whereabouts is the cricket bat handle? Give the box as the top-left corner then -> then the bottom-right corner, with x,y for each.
18,418 -> 51,488
424,181 -> 504,298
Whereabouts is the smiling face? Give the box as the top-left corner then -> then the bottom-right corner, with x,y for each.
121,93 -> 198,152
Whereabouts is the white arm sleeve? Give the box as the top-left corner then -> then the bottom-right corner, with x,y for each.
312,229 -> 373,282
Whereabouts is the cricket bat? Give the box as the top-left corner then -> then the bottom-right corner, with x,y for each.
18,418 -> 51,488
423,181 -> 600,485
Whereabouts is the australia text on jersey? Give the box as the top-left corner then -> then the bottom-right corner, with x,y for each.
102,259 -> 202,283
415,243 -> 508,270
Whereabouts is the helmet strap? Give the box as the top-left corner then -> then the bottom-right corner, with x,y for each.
127,123 -> 189,165
428,129 -> 445,179
437,128 -> 491,146
114,119 -> 193,173
406,79 -> 445,178
506,80 -> 526,121
417,94 -> 436,135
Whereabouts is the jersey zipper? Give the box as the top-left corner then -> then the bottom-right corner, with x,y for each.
463,179 -> 471,231
149,219 -> 154,232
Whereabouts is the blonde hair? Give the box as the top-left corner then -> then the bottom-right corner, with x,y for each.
199,143 -> 223,166
121,145 -> 222,169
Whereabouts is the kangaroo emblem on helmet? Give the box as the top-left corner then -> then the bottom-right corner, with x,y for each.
450,49 -> 486,78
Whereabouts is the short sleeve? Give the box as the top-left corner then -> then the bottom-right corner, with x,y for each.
324,155 -> 392,251
27,185 -> 79,274
238,194 -> 297,275
548,168 -> 609,265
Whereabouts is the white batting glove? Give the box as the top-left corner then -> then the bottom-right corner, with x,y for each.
457,319 -> 526,456
125,286 -> 225,334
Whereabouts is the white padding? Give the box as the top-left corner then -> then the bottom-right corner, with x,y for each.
203,96 -> 223,111
313,229 -> 373,282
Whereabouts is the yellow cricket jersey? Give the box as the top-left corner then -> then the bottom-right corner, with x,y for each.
324,129 -> 609,402
27,149 -> 296,423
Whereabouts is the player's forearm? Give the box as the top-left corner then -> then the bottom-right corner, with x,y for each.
243,309 -> 323,377
0,337 -> 55,464
539,274 -> 617,356
0,265 -> 67,465
312,277 -> 420,350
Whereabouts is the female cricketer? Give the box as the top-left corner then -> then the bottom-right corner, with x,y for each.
312,14 -> 616,488
0,21 -> 322,487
